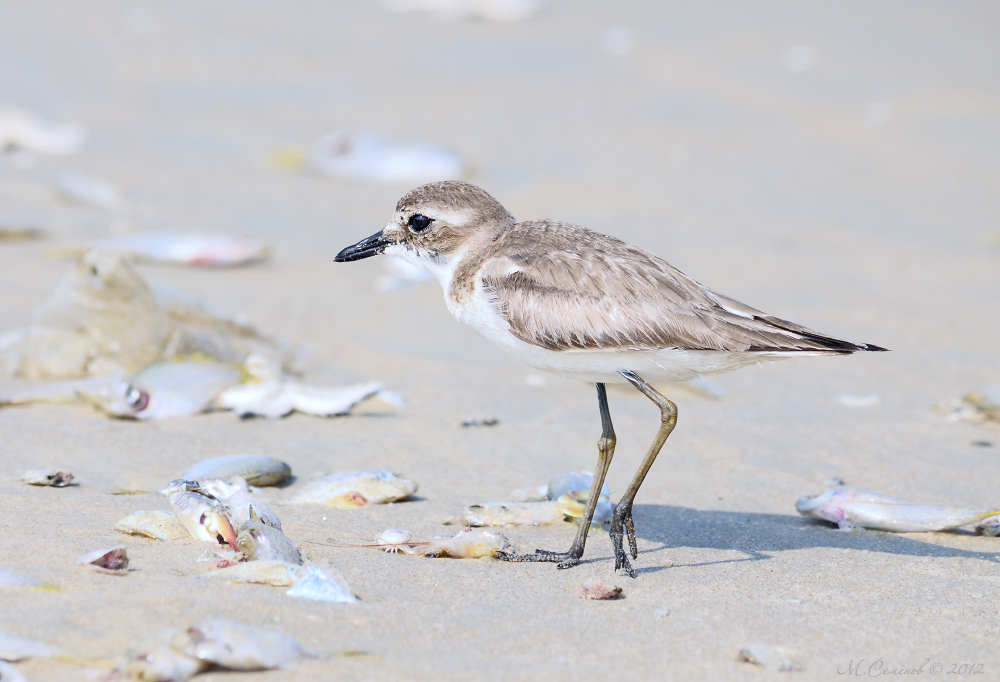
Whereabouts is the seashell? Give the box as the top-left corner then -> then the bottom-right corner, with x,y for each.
21,469 -> 73,487
76,545 -> 129,574
114,510 -> 188,541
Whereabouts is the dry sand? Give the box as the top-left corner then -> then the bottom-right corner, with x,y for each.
1,1 -> 999,680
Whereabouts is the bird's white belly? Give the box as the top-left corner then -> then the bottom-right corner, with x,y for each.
445,285 -> 772,384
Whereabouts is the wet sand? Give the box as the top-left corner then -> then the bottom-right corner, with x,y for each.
1,2 -> 999,680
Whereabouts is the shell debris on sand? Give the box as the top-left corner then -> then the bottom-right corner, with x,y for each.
201,560 -> 307,587
307,131 -> 463,184
163,480 -> 238,549
286,567 -> 358,603
0,660 -> 28,682
575,582 -> 623,600
289,470 -> 417,508
0,107 -> 86,154
423,528 -> 509,558
55,170 -> 123,212
182,454 -> 291,488
738,644 -> 806,672
796,488 -> 999,532
114,510 -> 189,541
171,618 -> 310,671
935,386 -> 1000,424
21,468 -> 73,487
0,631 -> 61,661
76,545 -> 129,574
465,471 -> 614,527
125,629 -> 207,682
55,232 -> 269,267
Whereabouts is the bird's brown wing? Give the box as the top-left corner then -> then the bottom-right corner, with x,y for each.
480,221 -> 875,354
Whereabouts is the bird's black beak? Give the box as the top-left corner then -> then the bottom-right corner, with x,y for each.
335,230 -> 390,262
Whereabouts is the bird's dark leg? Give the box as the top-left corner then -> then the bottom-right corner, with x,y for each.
612,370 -> 677,577
496,383 -> 616,569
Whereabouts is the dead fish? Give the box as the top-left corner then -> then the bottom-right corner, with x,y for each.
9,248 -> 289,380
289,471 -> 417,508
228,490 -> 282,532
383,0 -> 542,22
738,644 -> 806,672
76,545 -> 129,574
796,488 -> 998,532
80,359 -> 241,419
236,521 -> 301,564
202,560 -> 306,587
21,469 -> 73,487
114,510 -> 188,541
576,582 -> 622,600
0,661 -> 28,682
463,501 -> 566,527
56,170 -> 123,212
308,131 -> 463,184
286,567 -> 357,604
0,631 -> 60,661
423,528 -> 508,558
125,629 -> 207,682
163,480 -> 238,549
182,454 -> 291,487
172,619 -> 308,671
0,107 -> 86,154
217,375 -> 381,418
195,477 -> 249,503
58,233 -> 269,267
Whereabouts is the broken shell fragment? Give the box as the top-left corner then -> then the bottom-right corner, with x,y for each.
172,619 -> 308,671
289,471 -> 417,508
236,521 -> 301,565
182,455 -> 291,487
76,545 -> 129,574
423,528 -> 509,558
576,582 -> 622,600
114,510 -> 188,541
21,469 -> 73,487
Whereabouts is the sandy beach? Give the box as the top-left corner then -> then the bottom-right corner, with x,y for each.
2,1 -> 999,680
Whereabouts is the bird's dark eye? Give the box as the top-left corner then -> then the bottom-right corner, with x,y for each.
408,214 -> 433,233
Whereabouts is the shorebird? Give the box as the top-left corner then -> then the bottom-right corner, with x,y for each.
335,180 -> 885,576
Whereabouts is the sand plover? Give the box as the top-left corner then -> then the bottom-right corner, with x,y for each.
336,180 -> 885,576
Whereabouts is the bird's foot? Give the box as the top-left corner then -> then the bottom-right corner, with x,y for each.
495,547 -> 582,570
610,503 -> 638,578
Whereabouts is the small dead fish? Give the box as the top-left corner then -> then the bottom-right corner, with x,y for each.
0,661 -> 28,682
228,490 -> 281,532
21,469 -> 73,487
182,454 -> 291,487
125,629 -> 207,682
172,619 -> 308,671
202,560 -> 306,587
217,378 -> 382,418
308,131 -> 463,184
423,528 -> 508,558
286,567 -> 357,603
114,510 -> 188,541
65,233 -> 269,268
163,480 -> 238,549
576,582 -> 622,600
289,471 -> 417,508
463,501 -> 566,527
0,107 -> 86,154
236,521 -> 301,564
738,644 -> 806,672
796,488 -> 998,532
81,359 -> 241,420
0,631 -> 60,661
195,477 -> 249,502
76,545 -> 129,574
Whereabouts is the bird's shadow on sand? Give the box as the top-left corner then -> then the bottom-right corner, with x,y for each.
627,504 -> 1000,575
